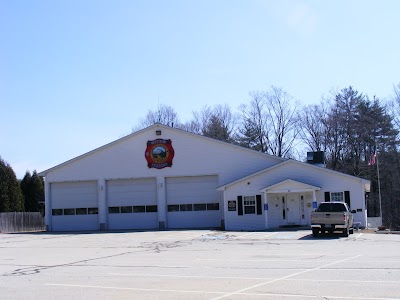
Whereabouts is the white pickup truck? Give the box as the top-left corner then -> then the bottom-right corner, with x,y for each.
311,202 -> 356,237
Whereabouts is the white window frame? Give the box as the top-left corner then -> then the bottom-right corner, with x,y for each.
331,192 -> 344,202
243,196 -> 256,214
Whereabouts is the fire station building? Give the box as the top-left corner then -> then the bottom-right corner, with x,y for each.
39,124 -> 370,232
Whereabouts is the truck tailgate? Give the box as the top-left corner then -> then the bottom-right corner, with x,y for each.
311,212 -> 345,225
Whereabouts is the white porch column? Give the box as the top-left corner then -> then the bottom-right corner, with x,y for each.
44,179 -> 52,231
98,179 -> 107,230
157,176 -> 166,229
312,190 -> 317,210
264,192 -> 269,229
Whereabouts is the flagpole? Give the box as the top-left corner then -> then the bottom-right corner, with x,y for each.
376,148 -> 383,225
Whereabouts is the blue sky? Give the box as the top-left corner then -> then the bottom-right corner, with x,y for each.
1,0 -> 399,178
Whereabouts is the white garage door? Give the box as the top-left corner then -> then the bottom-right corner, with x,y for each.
50,181 -> 98,231
107,178 -> 158,230
166,175 -> 222,229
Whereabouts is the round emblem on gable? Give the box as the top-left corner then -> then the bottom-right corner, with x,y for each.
145,139 -> 174,169
150,145 -> 168,163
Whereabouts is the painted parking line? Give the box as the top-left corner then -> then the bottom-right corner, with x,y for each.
197,258 -> 351,263
233,232 -> 279,239
155,230 -> 313,241
209,254 -> 362,300
233,232 -> 257,239
45,283 -> 394,300
233,231 -> 313,240
228,252 -> 326,256
354,233 -> 363,239
45,283 -> 225,295
45,282 -> 397,300
109,272 -> 400,285
109,272 -> 274,280
239,292 -> 396,300
156,231 -> 210,240
273,234 -> 297,239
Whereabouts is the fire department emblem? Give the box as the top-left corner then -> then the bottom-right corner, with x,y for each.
145,139 -> 174,169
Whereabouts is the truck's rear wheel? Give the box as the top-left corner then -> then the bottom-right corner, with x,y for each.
312,228 -> 319,237
343,228 -> 349,237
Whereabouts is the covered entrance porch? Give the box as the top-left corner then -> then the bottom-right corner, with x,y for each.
260,179 -> 320,228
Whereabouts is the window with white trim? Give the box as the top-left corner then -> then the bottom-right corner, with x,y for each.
331,192 -> 344,202
244,196 -> 256,214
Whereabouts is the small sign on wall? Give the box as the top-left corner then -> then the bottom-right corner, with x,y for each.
228,201 -> 236,211
264,204 -> 268,210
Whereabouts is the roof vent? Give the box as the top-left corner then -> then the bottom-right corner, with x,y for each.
307,151 -> 325,166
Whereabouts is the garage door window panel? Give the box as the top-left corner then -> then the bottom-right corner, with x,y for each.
207,203 -> 219,210
88,208 -> 98,215
121,206 -> 133,213
64,208 -> 76,215
132,206 -> 145,213
194,204 -> 206,211
180,204 -> 193,211
168,205 -> 180,212
76,208 -> 88,215
109,207 -> 120,214
52,209 -> 63,216
146,205 -> 157,212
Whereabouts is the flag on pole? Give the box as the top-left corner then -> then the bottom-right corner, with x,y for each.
368,147 -> 377,166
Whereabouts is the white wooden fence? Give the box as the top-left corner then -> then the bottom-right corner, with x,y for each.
367,217 -> 382,229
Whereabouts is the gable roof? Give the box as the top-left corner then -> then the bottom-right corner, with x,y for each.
217,159 -> 370,190
260,179 -> 321,193
38,123 -> 285,176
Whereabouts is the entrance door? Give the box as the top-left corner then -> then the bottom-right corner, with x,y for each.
286,194 -> 301,224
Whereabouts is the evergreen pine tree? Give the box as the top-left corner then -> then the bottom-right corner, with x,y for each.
21,170 -> 44,212
29,171 -> 44,212
0,157 -> 24,212
21,171 -> 32,210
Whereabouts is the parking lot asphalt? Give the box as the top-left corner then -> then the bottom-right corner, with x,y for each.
1,229 -> 400,300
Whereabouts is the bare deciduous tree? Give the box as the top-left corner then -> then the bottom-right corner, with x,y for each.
264,86 -> 299,157
190,104 -> 237,142
237,92 -> 268,152
133,104 -> 180,132
237,86 -> 298,157
297,103 -> 327,152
